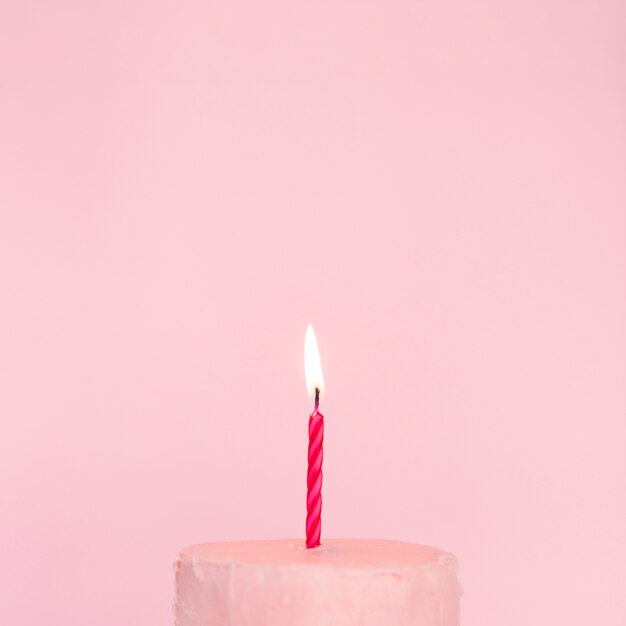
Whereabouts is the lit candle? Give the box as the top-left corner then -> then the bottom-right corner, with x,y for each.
305,324 -> 325,549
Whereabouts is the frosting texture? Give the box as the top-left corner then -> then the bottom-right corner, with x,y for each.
175,539 -> 460,626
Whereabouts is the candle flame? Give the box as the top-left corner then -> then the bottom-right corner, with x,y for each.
304,324 -> 325,398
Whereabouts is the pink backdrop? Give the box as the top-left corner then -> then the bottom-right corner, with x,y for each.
1,1 -> 625,625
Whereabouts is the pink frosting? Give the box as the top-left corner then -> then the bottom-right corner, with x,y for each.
175,539 -> 461,626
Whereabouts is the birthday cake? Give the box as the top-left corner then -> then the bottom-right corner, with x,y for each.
174,538 -> 461,626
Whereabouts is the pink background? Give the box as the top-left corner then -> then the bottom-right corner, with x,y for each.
1,1 -> 625,625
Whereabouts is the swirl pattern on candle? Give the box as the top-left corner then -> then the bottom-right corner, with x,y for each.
306,411 -> 324,549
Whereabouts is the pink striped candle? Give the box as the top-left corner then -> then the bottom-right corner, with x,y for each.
306,389 -> 324,548
304,324 -> 325,549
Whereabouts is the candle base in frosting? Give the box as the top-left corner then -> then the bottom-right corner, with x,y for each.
175,539 -> 461,626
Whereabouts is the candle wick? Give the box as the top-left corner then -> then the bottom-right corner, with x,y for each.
314,387 -> 320,412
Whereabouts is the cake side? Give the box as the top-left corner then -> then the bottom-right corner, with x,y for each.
175,539 -> 460,626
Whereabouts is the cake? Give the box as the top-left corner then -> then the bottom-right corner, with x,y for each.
174,538 -> 461,625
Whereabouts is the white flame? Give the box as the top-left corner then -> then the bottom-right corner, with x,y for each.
304,324 -> 325,397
